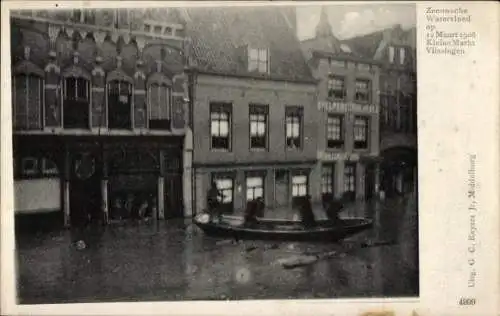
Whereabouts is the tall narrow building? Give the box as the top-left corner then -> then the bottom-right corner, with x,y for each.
301,6 -> 382,204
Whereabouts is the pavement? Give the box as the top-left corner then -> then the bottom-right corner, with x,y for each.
15,195 -> 418,304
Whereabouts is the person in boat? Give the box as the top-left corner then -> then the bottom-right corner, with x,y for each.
243,197 -> 265,226
323,195 -> 344,225
298,195 -> 316,228
207,181 -> 223,221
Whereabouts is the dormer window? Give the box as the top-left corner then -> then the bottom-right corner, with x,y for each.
248,48 -> 269,73
399,47 -> 406,65
388,46 -> 395,63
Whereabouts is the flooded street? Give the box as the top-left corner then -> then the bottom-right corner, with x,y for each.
16,195 -> 418,304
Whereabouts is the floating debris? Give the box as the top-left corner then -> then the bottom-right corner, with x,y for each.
75,240 -> 86,250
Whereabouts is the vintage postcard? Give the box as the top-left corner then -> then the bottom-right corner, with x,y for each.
1,1 -> 498,315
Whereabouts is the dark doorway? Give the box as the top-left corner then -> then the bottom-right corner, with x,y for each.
69,151 -> 101,226
365,163 -> 375,200
164,151 -> 184,219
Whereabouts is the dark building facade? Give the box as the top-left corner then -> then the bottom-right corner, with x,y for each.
10,8 -> 193,227
344,24 -> 417,197
185,7 -> 320,215
301,7 -> 381,203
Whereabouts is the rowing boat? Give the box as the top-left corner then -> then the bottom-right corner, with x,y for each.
192,213 -> 373,243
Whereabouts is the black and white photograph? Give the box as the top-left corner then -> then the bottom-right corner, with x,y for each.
9,2 -> 419,305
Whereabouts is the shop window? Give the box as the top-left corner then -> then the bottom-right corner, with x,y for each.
13,74 -> 43,130
246,175 -> 264,202
292,175 -> 307,197
212,173 -> 234,214
64,77 -> 90,129
249,104 -> 268,150
353,116 -> 369,150
344,164 -> 356,197
321,165 -> 334,195
210,103 -> 232,150
326,114 -> 344,149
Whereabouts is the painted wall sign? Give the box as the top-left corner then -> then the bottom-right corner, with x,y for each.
318,101 -> 379,114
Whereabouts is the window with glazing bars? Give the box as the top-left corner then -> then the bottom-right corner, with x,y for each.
326,114 -> 344,149
353,116 -> 369,149
210,103 -> 232,150
249,105 -> 268,149
13,74 -> 43,130
355,80 -> 370,102
285,106 -> 303,149
327,77 -> 345,99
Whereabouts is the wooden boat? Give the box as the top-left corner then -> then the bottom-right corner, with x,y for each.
192,213 -> 373,243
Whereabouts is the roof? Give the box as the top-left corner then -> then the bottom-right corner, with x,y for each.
184,7 -> 316,84
341,25 -> 417,60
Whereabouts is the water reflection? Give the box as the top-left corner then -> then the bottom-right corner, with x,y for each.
16,197 -> 418,304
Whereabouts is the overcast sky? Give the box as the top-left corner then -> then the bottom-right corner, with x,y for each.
296,4 -> 416,40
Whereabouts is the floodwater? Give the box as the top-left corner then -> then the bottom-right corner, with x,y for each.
15,195 -> 418,304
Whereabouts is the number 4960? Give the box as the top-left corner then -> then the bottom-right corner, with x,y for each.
459,297 -> 476,305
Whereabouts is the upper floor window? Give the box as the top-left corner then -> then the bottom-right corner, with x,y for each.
148,83 -> 171,130
388,46 -> 395,63
327,76 -> 345,100
249,105 -> 268,150
246,175 -> 264,202
355,79 -> 370,103
210,103 -> 232,150
108,80 -> 132,129
16,156 -> 59,179
353,116 -> 369,150
72,9 -> 95,24
399,47 -> 406,65
285,106 -> 303,150
114,9 -> 130,28
63,77 -> 90,129
326,114 -> 344,149
13,74 -> 43,130
248,48 -> 269,73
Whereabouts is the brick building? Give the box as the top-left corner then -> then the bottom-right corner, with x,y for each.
10,8 -> 193,227
301,7 -> 381,203
185,7 -> 319,215
344,24 -> 417,197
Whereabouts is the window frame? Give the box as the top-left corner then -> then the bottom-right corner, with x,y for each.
248,47 -> 269,73
107,80 -> 133,130
321,164 -> 335,195
147,82 -> 172,130
291,173 -> 308,198
353,115 -> 370,150
211,172 -> 235,214
326,114 -> 344,150
245,173 -> 265,203
285,106 -> 303,150
344,163 -> 356,194
249,104 -> 268,151
13,73 -> 44,130
210,102 -> 232,151
354,79 -> 371,103
327,76 -> 346,100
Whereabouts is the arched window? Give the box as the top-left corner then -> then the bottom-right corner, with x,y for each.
108,80 -> 132,129
63,77 -> 90,129
148,83 -> 171,129
13,74 -> 43,130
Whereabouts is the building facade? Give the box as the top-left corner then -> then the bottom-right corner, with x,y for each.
186,7 -> 319,215
301,8 -> 381,203
10,8 -> 193,227
344,24 -> 417,197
